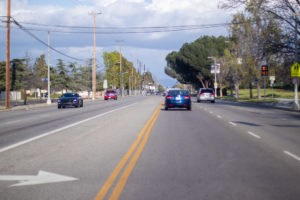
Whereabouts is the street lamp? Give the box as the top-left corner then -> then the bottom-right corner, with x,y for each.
208,56 -> 218,97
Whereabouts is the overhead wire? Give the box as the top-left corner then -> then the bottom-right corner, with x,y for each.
0,16 -> 229,34
10,17 -> 86,62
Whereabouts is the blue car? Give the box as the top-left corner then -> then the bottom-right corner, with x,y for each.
165,89 -> 191,110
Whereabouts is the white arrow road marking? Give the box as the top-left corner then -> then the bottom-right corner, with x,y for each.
0,171 -> 78,187
229,122 -> 237,126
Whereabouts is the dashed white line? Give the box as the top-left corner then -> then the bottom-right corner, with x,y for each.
217,115 -> 222,119
247,131 -> 261,139
229,122 -> 237,126
284,151 -> 300,162
209,111 -> 214,114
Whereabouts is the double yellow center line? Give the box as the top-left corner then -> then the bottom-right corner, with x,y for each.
94,104 -> 163,200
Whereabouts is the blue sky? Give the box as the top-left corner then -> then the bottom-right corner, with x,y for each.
0,0 -> 233,87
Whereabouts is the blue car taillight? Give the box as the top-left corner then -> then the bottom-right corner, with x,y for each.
57,99 -> 61,103
73,98 -> 78,102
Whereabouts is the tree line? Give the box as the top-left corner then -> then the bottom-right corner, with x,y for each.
0,51 -> 154,96
165,0 -> 299,99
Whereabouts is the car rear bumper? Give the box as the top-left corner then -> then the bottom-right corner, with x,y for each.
199,96 -> 215,101
165,100 -> 191,108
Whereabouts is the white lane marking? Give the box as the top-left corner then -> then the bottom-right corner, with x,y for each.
0,171 -> 78,187
217,115 -> 222,119
229,122 -> 237,126
247,131 -> 261,139
0,103 -> 137,154
284,151 -> 300,162
209,111 -> 214,114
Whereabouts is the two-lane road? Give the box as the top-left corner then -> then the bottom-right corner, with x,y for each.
0,96 -> 300,200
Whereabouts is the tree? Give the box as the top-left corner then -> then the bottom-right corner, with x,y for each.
165,36 -> 228,89
158,84 -> 165,93
55,59 -> 70,93
0,62 -> 6,92
103,51 -> 138,91
10,59 -> 27,91
33,54 -> 48,90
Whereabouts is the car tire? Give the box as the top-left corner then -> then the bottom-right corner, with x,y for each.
165,106 -> 168,110
80,102 -> 83,107
211,101 -> 215,103
197,99 -> 200,103
58,105 -> 61,109
187,106 -> 191,111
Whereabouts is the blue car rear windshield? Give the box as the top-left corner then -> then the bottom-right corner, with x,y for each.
168,90 -> 189,96
62,93 -> 78,97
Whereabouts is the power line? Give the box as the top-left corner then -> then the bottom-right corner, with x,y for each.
0,16 -> 229,34
11,17 -> 86,62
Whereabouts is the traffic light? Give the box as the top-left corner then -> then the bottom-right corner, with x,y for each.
261,65 -> 268,76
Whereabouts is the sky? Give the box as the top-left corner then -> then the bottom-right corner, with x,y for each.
0,0 -> 234,87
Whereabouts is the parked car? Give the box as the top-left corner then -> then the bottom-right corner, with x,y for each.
165,89 -> 191,110
104,90 -> 117,100
197,88 -> 215,103
57,92 -> 83,109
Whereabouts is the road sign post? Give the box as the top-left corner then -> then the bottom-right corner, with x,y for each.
291,62 -> 300,109
270,76 -> 275,99
261,65 -> 268,103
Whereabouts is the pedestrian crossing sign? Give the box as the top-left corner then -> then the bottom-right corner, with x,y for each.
291,62 -> 300,77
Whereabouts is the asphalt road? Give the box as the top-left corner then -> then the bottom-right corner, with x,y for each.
0,96 -> 300,200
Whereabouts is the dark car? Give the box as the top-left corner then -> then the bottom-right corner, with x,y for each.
104,90 -> 117,100
57,92 -> 83,109
165,89 -> 191,110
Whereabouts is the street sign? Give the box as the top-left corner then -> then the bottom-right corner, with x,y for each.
261,65 -> 268,76
103,80 -> 108,89
269,76 -> 275,81
269,76 -> 275,86
211,63 -> 220,74
291,62 -> 300,77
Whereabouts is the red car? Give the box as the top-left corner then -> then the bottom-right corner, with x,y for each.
104,90 -> 118,100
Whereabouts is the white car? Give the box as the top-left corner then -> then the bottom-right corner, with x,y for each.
197,88 -> 215,103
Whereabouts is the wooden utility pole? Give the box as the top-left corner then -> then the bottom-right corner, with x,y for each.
5,0 -> 11,109
116,40 -> 123,96
131,55 -> 135,95
89,12 -> 101,100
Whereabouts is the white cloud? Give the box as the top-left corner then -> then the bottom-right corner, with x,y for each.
0,0 -> 233,86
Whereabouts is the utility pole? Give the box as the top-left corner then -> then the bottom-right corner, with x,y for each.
89,12 -> 101,100
5,0 -> 11,109
47,31 -> 51,104
131,55 -> 135,95
116,40 -> 123,96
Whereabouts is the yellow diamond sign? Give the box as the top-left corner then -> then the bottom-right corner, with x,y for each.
291,62 -> 300,77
